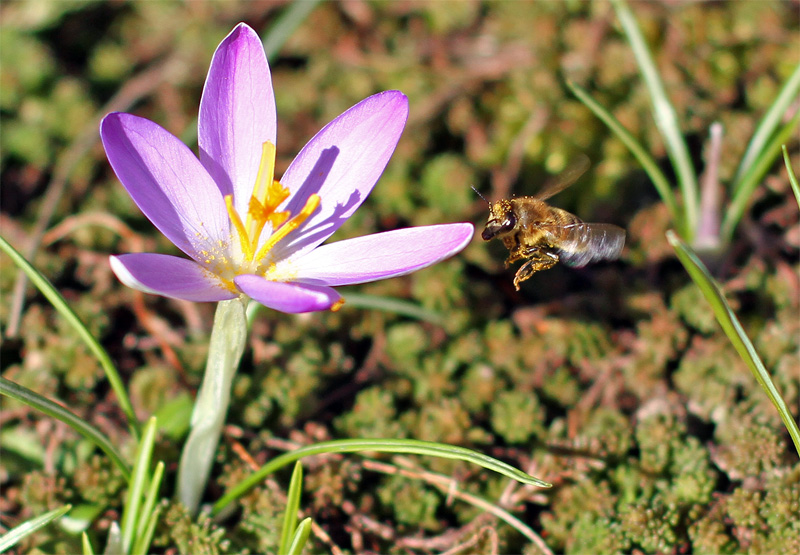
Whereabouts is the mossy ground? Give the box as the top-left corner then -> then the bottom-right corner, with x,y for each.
1,2 -> 798,553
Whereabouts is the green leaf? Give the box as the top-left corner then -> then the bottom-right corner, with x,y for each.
611,0 -> 699,240
279,463 -> 304,555
81,531 -> 96,555
0,377 -> 130,480
342,292 -> 447,326
733,63 -> 800,188
784,145 -> 800,211
212,438 -> 550,515
120,416 -> 158,554
133,461 -> 164,551
0,234 -> 138,440
262,0 -> 325,61
667,230 -> 800,456
59,503 -> 104,534
722,110 -> 800,241
286,518 -> 313,555
0,505 -> 72,552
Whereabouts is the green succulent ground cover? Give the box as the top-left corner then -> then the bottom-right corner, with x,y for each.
1,1 -> 798,553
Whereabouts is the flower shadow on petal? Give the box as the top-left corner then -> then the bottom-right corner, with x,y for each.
199,146 -> 234,199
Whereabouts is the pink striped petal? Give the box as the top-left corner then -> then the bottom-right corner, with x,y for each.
199,23 -> 277,216
291,223 -> 474,286
234,275 -> 341,313
100,113 -> 230,262
110,254 -> 237,302
270,91 -> 409,261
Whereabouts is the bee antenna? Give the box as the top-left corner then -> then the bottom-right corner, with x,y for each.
471,185 -> 490,205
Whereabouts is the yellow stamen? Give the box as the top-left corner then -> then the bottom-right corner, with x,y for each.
254,194 -> 321,262
226,194 -> 253,261
247,142 -> 277,231
330,298 -> 345,312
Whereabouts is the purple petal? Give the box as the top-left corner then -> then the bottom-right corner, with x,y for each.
234,275 -> 341,313
199,23 -> 277,216
110,254 -> 237,302
290,223 -> 474,286
100,113 -> 230,261
271,91 -> 409,261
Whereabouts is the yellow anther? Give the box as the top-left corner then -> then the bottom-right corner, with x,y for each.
330,298 -> 345,312
254,193 -> 321,262
248,142 -> 277,225
226,194 -> 254,261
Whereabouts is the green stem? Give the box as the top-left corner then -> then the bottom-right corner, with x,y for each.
176,298 -> 248,513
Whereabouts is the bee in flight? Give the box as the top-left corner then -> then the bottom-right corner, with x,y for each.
476,155 -> 625,290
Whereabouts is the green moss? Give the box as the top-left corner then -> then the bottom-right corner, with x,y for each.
157,503 -> 229,555
491,390 -> 545,444
378,475 -> 441,531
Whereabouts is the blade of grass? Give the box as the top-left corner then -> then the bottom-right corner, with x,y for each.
286,518 -> 312,555
721,110 -> 800,241
131,504 -> 162,555
120,417 -> 158,554
81,532 -> 96,555
667,230 -> 800,456
278,463 -> 304,555
733,63 -> 800,188
262,0 -> 324,60
0,505 -> 72,552
0,235 -> 138,440
566,80 -> 682,232
611,0 -> 699,240
342,292 -> 447,326
134,461 -> 164,546
784,145 -> 800,210
212,438 -> 550,515
0,377 -> 130,480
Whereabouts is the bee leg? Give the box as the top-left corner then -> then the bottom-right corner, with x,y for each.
512,251 -> 559,290
503,239 -> 526,267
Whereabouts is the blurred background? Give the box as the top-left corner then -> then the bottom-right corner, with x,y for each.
1,1 -> 798,553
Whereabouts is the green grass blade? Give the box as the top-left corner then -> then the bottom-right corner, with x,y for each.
286,518 -> 312,555
611,0 -> 699,240
131,505 -> 161,555
733,63 -> 800,188
262,0 -> 324,61
566,80 -> 682,232
134,461 -> 164,546
667,231 -> 800,456
0,377 -> 130,480
784,145 -> 800,210
721,110 -> 800,241
212,438 -> 550,515
0,505 -> 72,552
278,462 -> 304,555
0,235 -> 138,440
342,292 -> 447,326
120,417 -> 158,554
81,531 -> 96,555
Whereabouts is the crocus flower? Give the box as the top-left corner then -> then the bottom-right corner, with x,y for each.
101,23 -> 473,313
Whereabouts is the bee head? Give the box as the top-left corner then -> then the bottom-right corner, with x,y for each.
481,199 -> 516,241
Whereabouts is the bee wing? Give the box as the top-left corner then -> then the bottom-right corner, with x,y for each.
535,154 -> 591,201
542,222 -> 626,267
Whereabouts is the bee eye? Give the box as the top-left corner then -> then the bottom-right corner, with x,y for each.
501,214 -> 516,231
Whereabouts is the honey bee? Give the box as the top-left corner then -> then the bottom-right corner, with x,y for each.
477,155 -> 625,290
